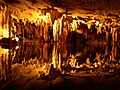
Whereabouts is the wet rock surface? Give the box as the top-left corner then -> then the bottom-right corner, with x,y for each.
0,61 -> 120,90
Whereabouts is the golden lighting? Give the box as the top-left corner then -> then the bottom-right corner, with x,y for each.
71,20 -> 77,31
0,26 -> 9,39
0,2 -> 119,82
0,47 -> 9,56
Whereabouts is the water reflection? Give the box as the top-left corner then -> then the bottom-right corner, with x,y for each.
0,42 -> 120,81
0,46 -> 11,81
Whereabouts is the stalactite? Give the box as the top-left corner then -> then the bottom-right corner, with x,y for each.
44,24 -> 49,41
53,20 -> 57,41
0,7 -> 2,28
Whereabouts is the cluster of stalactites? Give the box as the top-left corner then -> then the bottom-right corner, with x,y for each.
0,5 -> 10,39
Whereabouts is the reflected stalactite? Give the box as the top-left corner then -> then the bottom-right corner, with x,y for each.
52,43 -> 59,69
0,53 -> 10,81
0,41 -> 120,81
43,43 -> 49,61
111,45 -> 116,61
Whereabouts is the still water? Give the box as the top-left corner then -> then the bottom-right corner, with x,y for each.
0,42 -> 120,81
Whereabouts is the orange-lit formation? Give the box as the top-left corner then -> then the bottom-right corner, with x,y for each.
0,3 -> 120,82
0,4 -> 120,43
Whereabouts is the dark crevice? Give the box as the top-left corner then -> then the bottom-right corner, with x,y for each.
3,0 -> 20,4
26,0 -> 38,3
